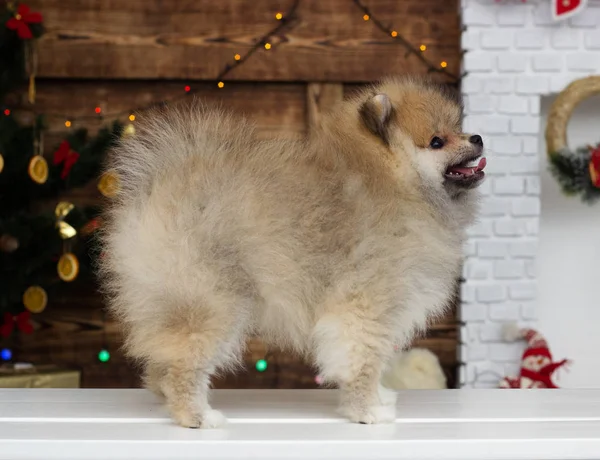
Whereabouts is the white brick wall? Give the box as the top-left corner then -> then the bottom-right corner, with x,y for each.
459,0 -> 600,388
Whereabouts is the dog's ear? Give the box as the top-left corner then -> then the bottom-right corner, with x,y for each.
359,93 -> 393,144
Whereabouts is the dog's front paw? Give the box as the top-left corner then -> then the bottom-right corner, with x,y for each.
339,404 -> 396,425
170,406 -> 227,429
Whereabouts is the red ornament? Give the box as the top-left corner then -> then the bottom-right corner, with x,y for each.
5,4 -> 43,40
53,140 -> 80,179
590,146 -> 600,188
0,311 -> 34,337
552,0 -> 587,20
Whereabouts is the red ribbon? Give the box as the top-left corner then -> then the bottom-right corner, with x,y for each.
520,359 -> 570,389
0,311 -> 34,337
5,4 -> 43,40
53,140 -> 80,179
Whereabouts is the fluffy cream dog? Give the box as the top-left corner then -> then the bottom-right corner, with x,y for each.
99,76 -> 486,428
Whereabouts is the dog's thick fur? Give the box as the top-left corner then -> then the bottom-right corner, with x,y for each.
99,76 -> 485,428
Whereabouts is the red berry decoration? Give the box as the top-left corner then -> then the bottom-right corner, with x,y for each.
5,4 -> 43,40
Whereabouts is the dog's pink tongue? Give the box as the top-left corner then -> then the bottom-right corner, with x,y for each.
449,157 -> 487,175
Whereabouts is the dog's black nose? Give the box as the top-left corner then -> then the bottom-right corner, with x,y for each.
469,135 -> 483,146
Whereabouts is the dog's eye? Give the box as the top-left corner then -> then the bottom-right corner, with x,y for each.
430,137 -> 445,149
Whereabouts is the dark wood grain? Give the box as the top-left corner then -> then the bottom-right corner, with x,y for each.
28,0 -> 460,82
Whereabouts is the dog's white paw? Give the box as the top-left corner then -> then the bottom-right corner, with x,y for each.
378,384 -> 397,406
170,407 -> 227,429
340,404 -> 396,424
200,409 -> 227,429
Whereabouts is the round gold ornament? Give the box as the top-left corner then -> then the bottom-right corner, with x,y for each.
57,253 -> 79,282
0,152 -> 4,173
28,155 -> 48,184
23,285 -> 48,313
98,171 -> 120,198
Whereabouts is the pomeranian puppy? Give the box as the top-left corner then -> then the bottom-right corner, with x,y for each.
99,76 -> 486,428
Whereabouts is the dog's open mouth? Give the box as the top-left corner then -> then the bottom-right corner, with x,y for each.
445,156 -> 487,186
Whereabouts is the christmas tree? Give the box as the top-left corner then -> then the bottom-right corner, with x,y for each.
0,2 -> 121,360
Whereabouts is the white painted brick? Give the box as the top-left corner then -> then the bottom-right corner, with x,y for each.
504,362 -> 522,378
463,4 -> 496,26
494,260 -> 526,279
467,95 -> 495,113
476,284 -> 507,303
566,53 -> 600,71
509,240 -> 538,258
460,325 -> 470,344
462,115 -> 480,134
551,29 -> 581,49
515,31 -> 546,49
489,303 -> 521,321
497,95 -> 528,114
497,6 -> 527,26
585,30 -> 600,49
467,221 -> 493,237
462,30 -> 480,50
525,260 -> 537,278
492,137 -> 522,155
461,284 -> 477,303
469,361 -> 505,382
570,8 -> 600,28
511,197 -> 541,216
479,116 -> 510,135
479,177 -> 492,196
516,76 -> 550,94
481,31 -> 512,49
509,282 -> 537,300
464,240 -> 477,257
510,157 -> 539,174
489,342 -> 524,361
468,343 -> 489,361
480,197 -> 511,216
478,241 -> 509,259
526,176 -> 540,195
529,97 -> 541,115
532,3 -> 555,26
532,54 -> 564,72
461,303 -> 488,321
480,323 -> 503,342
520,302 -> 537,320
493,177 -> 525,195
497,53 -> 528,72
464,259 -> 492,279
486,157 -> 511,176
482,76 -> 514,94
467,324 -> 480,343
525,219 -> 539,236
494,219 -> 526,237
459,365 -> 467,385
464,53 -> 495,72
522,136 -> 539,154
511,115 -> 540,134
462,75 -> 483,94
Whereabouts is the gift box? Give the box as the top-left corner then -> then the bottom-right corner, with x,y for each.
0,363 -> 81,388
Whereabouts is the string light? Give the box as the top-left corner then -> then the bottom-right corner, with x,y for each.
440,61 -> 448,68
94,107 -> 102,114
255,359 -> 268,372
217,81 -> 225,89
64,120 -> 71,128
234,53 -> 241,61
275,12 -> 283,20
128,114 -> 135,121
363,14 -> 369,20
184,85 -> 191,93
3,109 -> 9,116
1,348 -> 12,361
264,42 -> 271,50
391,30 -> 397,37
98,349 -> 110,362
420,44 -> 427,51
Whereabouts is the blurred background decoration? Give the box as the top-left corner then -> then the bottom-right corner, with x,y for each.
0,0 -> 461,389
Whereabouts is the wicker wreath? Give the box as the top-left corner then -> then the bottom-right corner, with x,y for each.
545,75 -> 600,204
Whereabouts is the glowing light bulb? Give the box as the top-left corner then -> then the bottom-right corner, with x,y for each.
264,43 -> 271,50
420,44 -> 427,51
391,31 -> 398,37
234,54 -> 241,61
95,107 -> 102,114
217,81 -> 225,88
184,85 -> 191,92
275,12 -> 283,20
1,348 -> 12,361
255,359 -> 267,372
3,109 -> 10,116
129,114 -> 135,121
65,120 -> 72,128
363,14 -> 370,21
440,61 -> 448,68
98,349 -> 110,362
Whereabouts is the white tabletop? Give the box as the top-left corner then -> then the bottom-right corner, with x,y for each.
1,388 -> 600,460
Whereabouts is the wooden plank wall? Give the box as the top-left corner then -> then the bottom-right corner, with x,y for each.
11,0 -> 461,389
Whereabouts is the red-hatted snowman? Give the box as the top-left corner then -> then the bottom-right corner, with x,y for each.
499,323 -> 570,389
494,0 -> 588,21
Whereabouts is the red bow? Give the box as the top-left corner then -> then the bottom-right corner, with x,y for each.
53,141 -> 80,179
0,311 -> 34,337
520,359 -> 570,389
5,4 -> 43,40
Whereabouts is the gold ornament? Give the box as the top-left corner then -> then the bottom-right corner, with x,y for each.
57,252 -> 79,282
55,201 -> 77,239
28,155 -> 48,184
23,285 -> 48,313
0,152 -> 4,173
122,123 -> 136,138
98,171 -> 120,198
